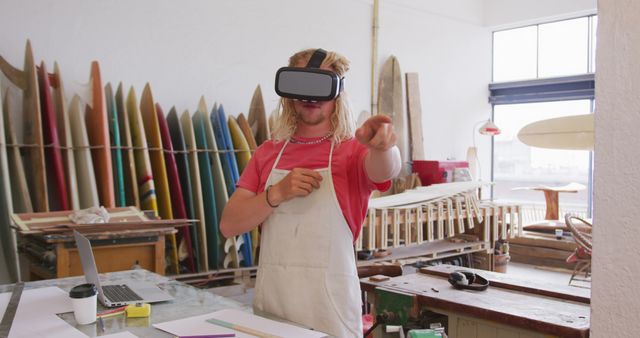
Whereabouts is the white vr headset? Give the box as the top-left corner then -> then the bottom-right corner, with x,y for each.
275,48 -> 345,102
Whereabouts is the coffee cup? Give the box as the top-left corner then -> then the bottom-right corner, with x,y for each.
69,283 -> 98,325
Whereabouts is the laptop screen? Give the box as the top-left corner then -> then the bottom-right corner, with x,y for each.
73,230 -> 106,303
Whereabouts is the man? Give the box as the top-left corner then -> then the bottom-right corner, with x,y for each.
220,48 -> 401,338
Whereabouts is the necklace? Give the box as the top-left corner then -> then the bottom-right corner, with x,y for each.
289,132 -> 333,145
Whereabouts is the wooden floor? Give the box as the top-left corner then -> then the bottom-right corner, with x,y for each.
207,262 -> 586,307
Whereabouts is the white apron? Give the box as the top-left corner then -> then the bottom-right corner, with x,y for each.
253,140 -> 362,338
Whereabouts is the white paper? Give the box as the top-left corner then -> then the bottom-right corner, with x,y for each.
0,286 -> 87,338
100,332 -> 139,338
154,309 -> 327,338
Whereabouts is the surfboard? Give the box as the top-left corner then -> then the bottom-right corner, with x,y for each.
0,40 -> 48,211
236,113 -> 258,151
115,83 -> 140,208
0,140 -> 19,282
198,98 -> 238,269
517,114 -> 594,150
168,108 -> 202,272
86,61 -> 115,208
38,61 -> 69,211
179,110 -> 208,270
217,105 -> 252,266
2,89 -> 33,212
378,56 -> 410,176
126,86 -> 158,215
50,62 -> 80,210
105,83 -> 126,207
138,86 -> 179,274
0,80 -> 14,214
193,111 -> 219,269
229,113 -> 260,265
157,104 -> 196,273
69,95 -> 100,208
140,84 -> 173,220
228,116 -> 251,174
209,103 -> 235,196
247,85 -> 269,146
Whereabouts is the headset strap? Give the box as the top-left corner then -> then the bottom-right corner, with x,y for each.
306,49 -> 327,68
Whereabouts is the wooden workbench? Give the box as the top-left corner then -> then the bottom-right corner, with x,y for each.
361,265 -> 590,338
22,229 -> 176,279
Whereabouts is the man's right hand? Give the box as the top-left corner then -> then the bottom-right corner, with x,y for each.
269,168 -> 323,205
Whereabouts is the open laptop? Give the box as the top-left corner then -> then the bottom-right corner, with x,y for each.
73,230 -> 174,307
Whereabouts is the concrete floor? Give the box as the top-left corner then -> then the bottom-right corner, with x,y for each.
208,261 -> 588,307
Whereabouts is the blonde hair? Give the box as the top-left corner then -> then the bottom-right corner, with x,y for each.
271,48 -> 355,142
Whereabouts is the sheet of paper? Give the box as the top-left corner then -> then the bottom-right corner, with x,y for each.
1,286 -> 87,338
100,332 -> 139,338
154,309 -> 327,338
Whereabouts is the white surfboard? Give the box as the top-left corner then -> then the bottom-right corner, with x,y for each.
517,114 -> 594,150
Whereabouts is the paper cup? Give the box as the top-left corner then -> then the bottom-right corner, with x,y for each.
69,283 -> 98,325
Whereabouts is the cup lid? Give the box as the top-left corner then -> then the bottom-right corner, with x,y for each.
69,283 -> 97,298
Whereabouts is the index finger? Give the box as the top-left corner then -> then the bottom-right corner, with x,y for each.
365,114 -> 392,128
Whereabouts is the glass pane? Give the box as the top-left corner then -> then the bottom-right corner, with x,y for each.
493,26 -> 537,82
493,100 -> 592,223
590,15 -> 598,72
539,17 -> 589,78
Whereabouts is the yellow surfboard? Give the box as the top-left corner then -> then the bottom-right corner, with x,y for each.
140,83 -> 173,220
228,116 -> 251,174
126,87 -> 158,215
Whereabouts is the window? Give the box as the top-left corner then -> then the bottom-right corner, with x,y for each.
490,15 -> 597,221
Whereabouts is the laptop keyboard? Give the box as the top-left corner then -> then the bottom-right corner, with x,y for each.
102,285 -> 143,303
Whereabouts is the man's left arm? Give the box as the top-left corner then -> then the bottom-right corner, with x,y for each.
356,115 -> 402,183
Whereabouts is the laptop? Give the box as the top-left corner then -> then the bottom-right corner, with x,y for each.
73,230 -> 174,307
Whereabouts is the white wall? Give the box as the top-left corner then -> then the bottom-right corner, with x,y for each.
485,0 -> 597,29
0,0 -> 496,175
592,0 -> 640,336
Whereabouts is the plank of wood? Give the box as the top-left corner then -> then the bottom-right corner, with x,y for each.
509,243 -> 573,261
509,231 -> 577,251
405,73 -> 424,161
378,56 -> 409,176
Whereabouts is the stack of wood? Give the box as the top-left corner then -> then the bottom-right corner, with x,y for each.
508,230 -> 577,270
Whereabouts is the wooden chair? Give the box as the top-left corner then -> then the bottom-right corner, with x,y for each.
564,214 -> 592,286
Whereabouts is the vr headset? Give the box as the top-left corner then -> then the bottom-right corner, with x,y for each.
448,270 -> 489,291
275,48 -> 344,102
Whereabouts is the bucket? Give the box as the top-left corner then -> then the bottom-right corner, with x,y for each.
494,254 -> 510,273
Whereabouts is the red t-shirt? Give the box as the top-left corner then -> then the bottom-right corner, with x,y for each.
237,137 -> 390,241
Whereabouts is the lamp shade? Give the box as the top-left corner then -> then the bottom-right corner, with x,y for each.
517,114 -> 594,150
478,120 -> 501,136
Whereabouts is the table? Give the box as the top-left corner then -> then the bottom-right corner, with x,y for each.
0,269 -> 250,337
513,183 -> 586,221
361,264 -> 590,338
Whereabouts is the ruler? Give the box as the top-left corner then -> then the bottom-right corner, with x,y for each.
0,282 -> 24,338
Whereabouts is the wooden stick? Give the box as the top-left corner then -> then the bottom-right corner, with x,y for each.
206,318 -> 282,338
416,206 -> 424,244
437,202 -> 444,240
446,199 -> 455,237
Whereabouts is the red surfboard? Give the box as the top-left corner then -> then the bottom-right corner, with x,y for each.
37,62 -> 69,210
156,104 -> 196,273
